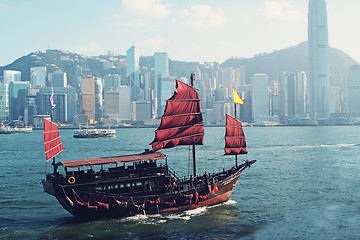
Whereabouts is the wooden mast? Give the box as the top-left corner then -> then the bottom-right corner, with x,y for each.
190,72 -> 197,177
234,102 -> 238,167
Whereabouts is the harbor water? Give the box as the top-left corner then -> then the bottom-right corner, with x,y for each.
1,126 -> 360,239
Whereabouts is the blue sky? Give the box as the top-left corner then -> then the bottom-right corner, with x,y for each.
0,0 -> 359,66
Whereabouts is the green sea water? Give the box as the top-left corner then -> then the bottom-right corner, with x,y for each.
1,126 -> 360,239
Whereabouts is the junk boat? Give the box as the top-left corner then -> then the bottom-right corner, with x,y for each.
42,74 -> 256,219
73,128 -> 116,138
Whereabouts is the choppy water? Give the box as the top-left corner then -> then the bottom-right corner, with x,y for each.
1,126 -> 360,239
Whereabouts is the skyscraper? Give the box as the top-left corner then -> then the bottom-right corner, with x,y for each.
347,65 -> 360,113
30,67 -> 47,87
252,73 -> 269,123
308,0 -> 330,120
3,70 -> 21,84
126,45 -> 140,101
154,52 -> 169,117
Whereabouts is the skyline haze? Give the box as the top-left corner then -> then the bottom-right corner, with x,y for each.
0,0 -> 359,66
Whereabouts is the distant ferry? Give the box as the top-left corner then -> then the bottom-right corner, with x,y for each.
0,123 -> 32,134
73,128 -> 116,138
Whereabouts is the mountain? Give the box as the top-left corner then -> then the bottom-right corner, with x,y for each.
0,42 -> 358,85
221,41 -> 358,84
0,50 -> 127,86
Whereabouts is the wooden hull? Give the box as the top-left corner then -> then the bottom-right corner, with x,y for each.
42,164 -> 252,219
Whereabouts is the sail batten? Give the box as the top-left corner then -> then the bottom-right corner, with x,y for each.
151,80 -> 204,152
224,114 -> 247,155
43,118 -> 64,161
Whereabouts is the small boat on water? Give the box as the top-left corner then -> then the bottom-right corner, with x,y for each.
0,123 -> 32,134
42,74 -> 256,219
73,128 -> 116,138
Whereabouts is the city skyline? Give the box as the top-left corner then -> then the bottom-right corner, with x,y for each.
0,0 -> 359,66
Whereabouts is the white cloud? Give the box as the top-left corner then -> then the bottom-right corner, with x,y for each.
0,4 -> 8,11
122,0 -> 170,19
262,0 -> 305,21
77,42 -> 100,54
179,4 -> 227,28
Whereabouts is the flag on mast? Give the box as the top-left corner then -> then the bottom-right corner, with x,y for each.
233,88 -> 244,105
50,87 -> 56,109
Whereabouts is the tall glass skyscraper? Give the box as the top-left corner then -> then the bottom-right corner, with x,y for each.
308,0 -> 330,120
126,45 -> 140,101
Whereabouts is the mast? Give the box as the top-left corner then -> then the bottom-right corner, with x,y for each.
44,87 -> 63,173
151,75 -> 204,176
234,102 -> 238,167
190,72 -> 197,177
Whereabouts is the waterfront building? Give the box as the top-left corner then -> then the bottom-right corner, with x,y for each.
104,87 -> 131,120
308,0 -> 330,119
132,101 -> 151,121
252,73 -> 269,123
9,81 -> 30,120
278,72 -> 309,122
0,84 -> 9,121
81,76 -> 95,124
36,86 -> 77,124
347,65 -> 360,114
95,77 -> 103,121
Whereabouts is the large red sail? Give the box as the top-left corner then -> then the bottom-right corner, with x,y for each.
43,118 -> 64,161
224,114 -> 247,155
151,80 -> 204,152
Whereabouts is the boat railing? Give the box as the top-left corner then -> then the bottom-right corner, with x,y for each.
165,165 -> 182,181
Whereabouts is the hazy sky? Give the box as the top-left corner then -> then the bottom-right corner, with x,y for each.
0,0 -> 359,66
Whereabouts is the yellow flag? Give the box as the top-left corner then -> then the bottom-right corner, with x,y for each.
233,88 -> 244,105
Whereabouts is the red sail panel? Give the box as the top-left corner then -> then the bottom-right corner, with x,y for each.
43,118 -> 64,161
224,114 -> 247,155
151,80 -> 204,152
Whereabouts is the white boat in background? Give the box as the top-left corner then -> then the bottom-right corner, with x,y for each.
73,128 -> 116,138
0,123 -> 32,134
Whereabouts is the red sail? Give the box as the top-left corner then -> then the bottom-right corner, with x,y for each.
151,80 -> 204,152
224,114 -> 247,155
43,118 -> 64,161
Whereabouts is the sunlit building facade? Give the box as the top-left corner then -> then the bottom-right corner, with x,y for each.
308,0 -> 330,119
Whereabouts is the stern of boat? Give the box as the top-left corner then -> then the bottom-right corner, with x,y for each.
42,178 -> 56,196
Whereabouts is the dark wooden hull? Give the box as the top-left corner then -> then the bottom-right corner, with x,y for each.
42,161 -> 255,219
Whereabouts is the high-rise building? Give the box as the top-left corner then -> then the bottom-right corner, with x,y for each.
347,65 -> 360,113
0,84 -> 9,121
308,0 -> 330,119
74,66 -> 83,86
36,87 -> 77,124
278,72 -> 308,122
104,87 -> 131,120
252,73 -> 269,123
95,77 -> 103,121
50,70 -> 67,87
154,52 -> 169,117
9,81 -> 30,120
295,71 -> 308,116
103,74 -> 121,92
81,76 -> 95,124
30,67 -> 47,87
3,70 -> 21,84
126,45 -> 140,101
132,101 -> 151,121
